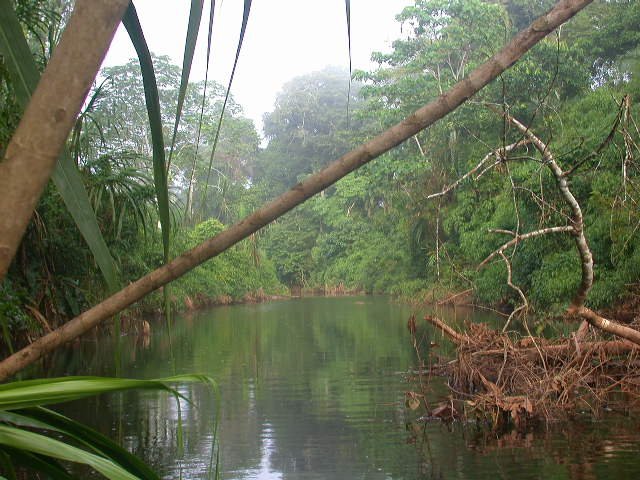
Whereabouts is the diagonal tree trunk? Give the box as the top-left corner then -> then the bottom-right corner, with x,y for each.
0,0 -> 594,381
0,0 -> 130,281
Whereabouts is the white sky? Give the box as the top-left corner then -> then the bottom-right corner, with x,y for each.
102,0 -> 413,134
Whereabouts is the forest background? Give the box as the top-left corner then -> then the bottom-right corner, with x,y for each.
1,0 -> 640,347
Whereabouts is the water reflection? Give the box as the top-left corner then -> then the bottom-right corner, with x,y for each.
40,296 -> 640,479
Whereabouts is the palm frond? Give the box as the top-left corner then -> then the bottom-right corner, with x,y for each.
201,0 -> 252,211
122,2 -> 171,264
0,375 -> 219,478
167,0 -> 205,174
0,0 -> 120,293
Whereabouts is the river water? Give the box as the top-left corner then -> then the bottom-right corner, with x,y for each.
45,296 -> 640,479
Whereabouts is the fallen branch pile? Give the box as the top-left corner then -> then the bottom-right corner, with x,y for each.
415,314 -> 640,428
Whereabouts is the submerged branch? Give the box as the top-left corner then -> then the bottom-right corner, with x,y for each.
424,315 -> 465,344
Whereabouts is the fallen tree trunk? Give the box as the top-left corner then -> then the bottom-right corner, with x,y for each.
0,0 -> 595,381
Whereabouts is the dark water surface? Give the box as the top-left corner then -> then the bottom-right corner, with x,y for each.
44,296 -> 640,479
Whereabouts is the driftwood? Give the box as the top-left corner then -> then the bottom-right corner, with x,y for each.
425,314 -> 639,358
416,314 -> 640,427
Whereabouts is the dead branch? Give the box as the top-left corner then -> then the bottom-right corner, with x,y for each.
479,226 -> 574,267
0,0 -> 595,381
570,306 -> 640,345
436,288 -> 474,306
420,313 -> 640,424
424,315 -> 465,344
491,109 -> 640,345
498,251 -> 528,332
427,140 -> 529,200
563,94 -> 627,177
473,338 -> 638,358
414,135 -> 426,156
494,108 -> 594,308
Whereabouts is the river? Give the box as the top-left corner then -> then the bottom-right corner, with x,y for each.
44,296 -> 640,479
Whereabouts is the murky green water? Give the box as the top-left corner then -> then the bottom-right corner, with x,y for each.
44,296 -> 640,479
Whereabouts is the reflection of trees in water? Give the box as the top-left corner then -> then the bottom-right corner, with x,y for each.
405,416 -> 640,480
46,297 -> 418,477
41,298 -> 640,479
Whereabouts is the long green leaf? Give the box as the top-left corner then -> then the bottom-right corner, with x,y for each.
0,375 -> 216,410
0,0 -> 120,292
185,0 -> 217,222
122,2 -> 171,264
0,448 -> 17,480
201,0 -> 252,208
167,0 -> 205,174
50,161 -> 120,291
0,426 -> 139,480
7,408 -> 160,480
345,0 -> 352,125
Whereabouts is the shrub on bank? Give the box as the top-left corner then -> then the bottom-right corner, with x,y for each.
171,219 -> 286,308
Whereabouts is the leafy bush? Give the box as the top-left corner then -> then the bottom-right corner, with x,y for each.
172,219 -> 284,306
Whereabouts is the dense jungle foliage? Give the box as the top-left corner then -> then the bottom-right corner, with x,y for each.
2,0 -> 640,346
255,0 -> 640,315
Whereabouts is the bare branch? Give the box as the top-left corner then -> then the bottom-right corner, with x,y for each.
427,140 -> 529,200
492,108 -> 640,346
492,107 -> 594,308
498,251 -> 529,332
479,226 -> 574,267
424,315 -> 465,344
563,95 -> 627,177
513,185 -> 572,222
413,135 -> 426,156
571,306 -> 640,345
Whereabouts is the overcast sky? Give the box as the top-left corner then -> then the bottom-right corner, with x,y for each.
102,0 -> 413,133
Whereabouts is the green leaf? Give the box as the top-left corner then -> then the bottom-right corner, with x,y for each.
185,0 -> 217,222
51,159 -> 120,291
345,0 -> 352,125
0,449 -> 17,480
0,425 -> 139,480
0,0 -> 120,292
0,448 -> 72,480
0,375 -> 216,411
201,0 -> 252,207
167,0 -> 205,174
9,408 -> 160,480
0,375 -> 218,478
122,2 -> 171,264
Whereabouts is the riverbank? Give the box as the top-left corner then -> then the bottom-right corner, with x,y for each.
117,286 -> 373,337
402,283 -> 640,431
